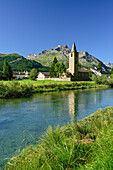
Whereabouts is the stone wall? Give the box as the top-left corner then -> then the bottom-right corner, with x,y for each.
37,77 -> 71,81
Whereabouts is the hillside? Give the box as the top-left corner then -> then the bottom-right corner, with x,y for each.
27,45 -> 70,68
79,51 -> 110,70
104,62 -> 113,68
0,53 -> 49,71
27,45 -> 111,71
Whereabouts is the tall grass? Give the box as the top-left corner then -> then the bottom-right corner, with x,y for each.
5,107 -> 113,169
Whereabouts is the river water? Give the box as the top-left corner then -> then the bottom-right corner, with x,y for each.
0,88 -> 113,167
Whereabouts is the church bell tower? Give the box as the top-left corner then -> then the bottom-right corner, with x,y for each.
69,42 -> 78,76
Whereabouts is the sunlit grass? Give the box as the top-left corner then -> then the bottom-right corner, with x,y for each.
1,79 -> 94,85
0,79 -> 108,98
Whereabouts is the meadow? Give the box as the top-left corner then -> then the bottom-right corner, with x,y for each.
1,79 -> 93,85
0,79 -> 108,98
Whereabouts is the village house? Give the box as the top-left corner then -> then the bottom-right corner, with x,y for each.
37,72 -> 50,80
90,68 -> 110,77
13,71 -> 30,79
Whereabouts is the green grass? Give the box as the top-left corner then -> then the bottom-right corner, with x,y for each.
0,80 -> 108,98
5,107 -> 113,169
0,79 -> 96,85
34,52 -> 62,67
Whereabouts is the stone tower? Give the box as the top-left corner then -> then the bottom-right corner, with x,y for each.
69,42 -> 78,76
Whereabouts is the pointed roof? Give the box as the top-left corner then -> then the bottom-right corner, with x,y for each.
71,42 -> 77,52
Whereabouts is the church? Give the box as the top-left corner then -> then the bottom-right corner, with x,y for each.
67,42 -> 90,81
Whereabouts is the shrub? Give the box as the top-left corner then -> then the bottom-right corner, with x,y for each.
107,78 -> 113,87
90,74 -> 97,81
90,74 -> 108,85
0,82 -> 33,98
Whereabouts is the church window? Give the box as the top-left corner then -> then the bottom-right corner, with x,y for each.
71,53 -> 73,57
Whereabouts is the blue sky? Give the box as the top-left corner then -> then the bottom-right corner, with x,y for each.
0,0 -> 113,63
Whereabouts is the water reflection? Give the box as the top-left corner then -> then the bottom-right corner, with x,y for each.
68,92 -> 79,121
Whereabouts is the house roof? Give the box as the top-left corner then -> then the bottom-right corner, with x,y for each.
90,68 -> 110,74
38,72 -> 49,76
78,68 -> 89,73
13,71 -> 30,75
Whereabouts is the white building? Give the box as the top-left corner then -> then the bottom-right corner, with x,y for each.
90,68 -> 110,77
37,72 -> 49,80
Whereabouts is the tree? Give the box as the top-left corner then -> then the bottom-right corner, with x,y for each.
97,62 -> 102,71
110,68 -> 113,74
29,68 -> 38,80
49,57 -> 58,77
55,62 -> 66,77
0,70 -> 2,80
53,57 -> 57,65
3,60 -> 12,80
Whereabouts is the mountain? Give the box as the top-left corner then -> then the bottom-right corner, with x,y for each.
27,45 -> 70,68
104,62 -> 113,69
78,51 -> 110,71
27,45 -> 111,71
0,53 -> 49,71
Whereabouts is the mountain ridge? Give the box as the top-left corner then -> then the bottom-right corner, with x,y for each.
0,53 -> 49,72
27,45 -> 111,71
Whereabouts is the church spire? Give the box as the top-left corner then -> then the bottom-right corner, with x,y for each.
71,42 -> 77,52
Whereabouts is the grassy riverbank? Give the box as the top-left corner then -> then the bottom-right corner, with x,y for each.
0,80 -> 109,98
5,107 -> 113,169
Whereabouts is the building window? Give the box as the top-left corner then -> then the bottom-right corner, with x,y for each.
71,53 -> 73,57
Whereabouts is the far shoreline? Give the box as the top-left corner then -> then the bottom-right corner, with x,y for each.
0,79 -> 110,99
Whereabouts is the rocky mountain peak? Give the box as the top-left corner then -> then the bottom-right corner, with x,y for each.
54,45 -> 70,52
26,44 -> 111,71
79,51 -> 89,57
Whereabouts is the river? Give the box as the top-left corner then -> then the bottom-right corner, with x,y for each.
0,88 -> 113,167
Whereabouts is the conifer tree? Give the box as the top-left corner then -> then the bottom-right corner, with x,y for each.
49,57 -> 58,77
55,62 -> 66,77
97,62 -> 102,71
3,60 -> 12,80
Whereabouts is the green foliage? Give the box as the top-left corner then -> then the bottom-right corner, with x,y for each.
0,80 -> 108,98
5,107 -> 113,169
95,76 -> 108,85
55,62 -> 66,77
49,57 -> 66,78
90,73 -> 113,87
0,82 -> 33,98
78,62 -> 82,68
29,68 -> 38,80
97,62 -> 102,71
49,57 -> 58,77
107,78 -> 113,87
53,56 -> 58,65
110,68 -> 113,74
0,70 -> 2,80
0,53 -> 49,72
110,74 -> 113,78
89,73 -> 97,81
3,60 -> 12,80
